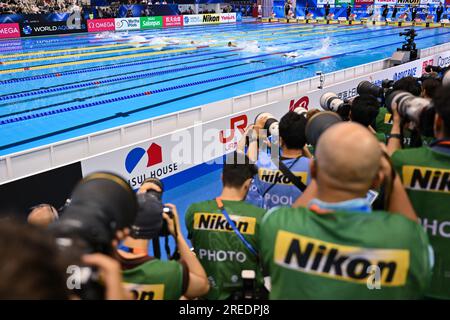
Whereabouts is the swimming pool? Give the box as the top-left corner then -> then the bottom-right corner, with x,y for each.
1,21 -> 450,156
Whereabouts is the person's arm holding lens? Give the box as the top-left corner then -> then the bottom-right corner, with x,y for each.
163,203 -> 210,299
379,143 -> 417,222
387,102 -> 403,155
237,124 -> 259,162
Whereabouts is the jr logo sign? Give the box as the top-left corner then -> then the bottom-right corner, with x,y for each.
219,115 -> 248,143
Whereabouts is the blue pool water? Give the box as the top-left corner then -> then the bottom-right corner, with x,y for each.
1,22 -> 450,157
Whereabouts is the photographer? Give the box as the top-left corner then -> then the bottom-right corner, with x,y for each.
262,123 -> 431,299
185,152 -> 266,300
375,76 -> 424,146
349,94 -> 380,132
49,172 -> 138,300
116,181 -> 209,300
240,111 -> 311,210
390,85 -> 450,299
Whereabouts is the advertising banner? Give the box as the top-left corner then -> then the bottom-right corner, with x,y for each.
140,16 -> 163,29
335,0 -> 355,6
182,14 -> 204,26
317,0 -> 336,7
219,12 -> 237,23
354,0 -> 374,5
397,0 -> 421,5
0,23 -> 21,39
87,18 -> 115,32
201,14 -> 221,24
163,15 -> 183,27
115,17 -> 141,31
20,21 -> 87,37
420,0 -> 441,5
374,0 -> 397,5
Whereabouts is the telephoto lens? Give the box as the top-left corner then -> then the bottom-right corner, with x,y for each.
305,111 -> 342,147
385,90 -> 434,135
292,106 -> 308,118
319,92 -> 345,112
254,112 -> 279,136
357,81 -> 384,98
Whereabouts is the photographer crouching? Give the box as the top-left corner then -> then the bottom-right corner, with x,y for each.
116,178 -> 209,300
388,85 -> 450,300
238,111 -> 312,210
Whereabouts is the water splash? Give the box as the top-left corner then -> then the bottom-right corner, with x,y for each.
284,37 -> 332,59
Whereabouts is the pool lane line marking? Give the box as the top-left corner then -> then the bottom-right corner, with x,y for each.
0,53 -> 240,101
0,28 -> 403,103
0,24 -> 346,64
0,26 -> 364,74
4,30 -> 448,127
0,25 -> 407,85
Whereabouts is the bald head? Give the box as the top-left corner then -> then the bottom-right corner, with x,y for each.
27,205 -> 58,228
314,122 -> 381,195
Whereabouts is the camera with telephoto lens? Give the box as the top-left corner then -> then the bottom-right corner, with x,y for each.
135,177 -> 174,238
319,92 -> 351,120
357,79 -> 397,100
254,108 -> 307,137
385,90 -> 435,137
48,172 -> 137,300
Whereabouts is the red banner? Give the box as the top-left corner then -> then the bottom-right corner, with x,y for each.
163,15 -> 183,28
0,23 -> 21,39
87,19 -> 115,32
355,0 -> 374,6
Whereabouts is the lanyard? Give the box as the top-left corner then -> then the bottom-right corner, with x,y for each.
117,244 -> 148,255
215,198 -> 258,257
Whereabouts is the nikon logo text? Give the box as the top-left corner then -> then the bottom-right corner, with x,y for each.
259,168 -> 307,185
193,213 -> 256,235
203,15 -> 220,23
402,165 -> 450,194
274,231 -> 410,286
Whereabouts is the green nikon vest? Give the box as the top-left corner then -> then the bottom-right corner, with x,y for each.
185,200 -> 266,300
393,146 -> 450,299
260,206 -> 431,299
122,259 -> 185,300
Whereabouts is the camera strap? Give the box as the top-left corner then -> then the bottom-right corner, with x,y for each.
261,157 -> 302,199
277,158 -> 307,192
215,198 -> 258,257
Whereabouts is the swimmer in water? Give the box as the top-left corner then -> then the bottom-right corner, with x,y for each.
283,52 -> 299,58
228,41 -> 238,47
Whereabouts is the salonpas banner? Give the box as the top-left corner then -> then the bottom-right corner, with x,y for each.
140,16 -> 163,29
115,17 -> 140,31
335,0 -> 355,5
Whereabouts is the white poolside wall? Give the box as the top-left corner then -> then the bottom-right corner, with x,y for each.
1,42 -> 450,185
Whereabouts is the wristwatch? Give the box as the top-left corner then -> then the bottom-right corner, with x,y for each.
387,133 -> 402,141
